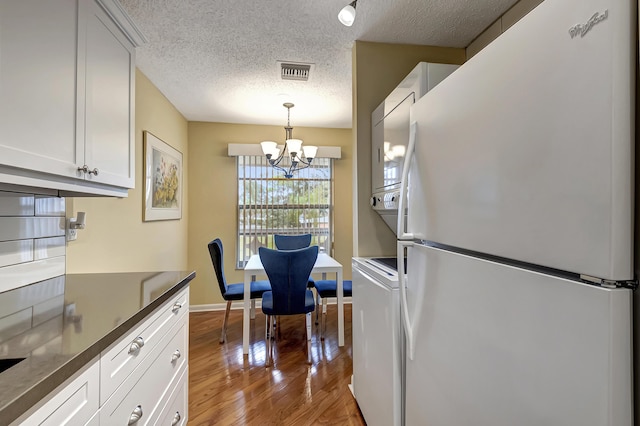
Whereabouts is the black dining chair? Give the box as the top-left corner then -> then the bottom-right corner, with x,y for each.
313,279 -> 352,340
259,245 -> 318,366
208,238 -> 271,344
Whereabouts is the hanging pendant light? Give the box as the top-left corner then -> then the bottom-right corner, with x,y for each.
338,0 -> 357,27
260,103 -> 318,178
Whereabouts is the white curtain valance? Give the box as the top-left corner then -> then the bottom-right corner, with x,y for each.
227,143 -> 341,159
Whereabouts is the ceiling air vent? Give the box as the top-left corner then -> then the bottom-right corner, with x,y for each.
278,61 -> 314,81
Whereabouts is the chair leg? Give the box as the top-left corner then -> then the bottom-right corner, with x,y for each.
250,299 -> 256,319
220,301 -> 232,343
321,299 -> 328,340
266,315 -> 273,367
265,314 -> 270,340
306,312 -> 312,364
315,292 -> 320,325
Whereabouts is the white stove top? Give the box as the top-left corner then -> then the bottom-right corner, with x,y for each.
352,257 -> 400,289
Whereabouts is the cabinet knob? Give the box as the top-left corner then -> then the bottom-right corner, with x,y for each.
88,167 -> 99,176
172,302 -> 183,313
171,349 -> 181,363
171,411 -> 181,426
128,336 -> 145,354
128,405 -> 143,425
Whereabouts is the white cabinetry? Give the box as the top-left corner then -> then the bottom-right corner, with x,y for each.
14,286 -> 189,426
156,367 -> 188,426
10,358 -> 100,426
0,0 -> 79,181
99,287 -> 189,426
0,0 -> 144,197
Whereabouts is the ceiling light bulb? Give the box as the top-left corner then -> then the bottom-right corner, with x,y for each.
338,1 -> 357,27
286,139 -> 303,156
261,141 -> 278,156
303,145 -> 318,159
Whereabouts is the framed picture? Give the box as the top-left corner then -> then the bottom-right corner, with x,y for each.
143,131 -> 183,221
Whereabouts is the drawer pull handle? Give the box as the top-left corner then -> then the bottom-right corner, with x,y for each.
128,336 -> 145,354
172,302 -> 183,313
128,405 -> 143,425
171,349 -> 181,363
172,411 -> 181,425
77,165 -> 99,176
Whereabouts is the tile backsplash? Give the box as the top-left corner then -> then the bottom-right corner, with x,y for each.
0,191 -> 66,294
0,191 -> 66,357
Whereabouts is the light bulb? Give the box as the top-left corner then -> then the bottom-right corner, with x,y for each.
261,141 -> 277,156
303,145 -> 318,160
338,2 -> 356,26
286,139 -> 303,156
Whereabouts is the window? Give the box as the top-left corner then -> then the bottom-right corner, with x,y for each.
236,155 -> 333,268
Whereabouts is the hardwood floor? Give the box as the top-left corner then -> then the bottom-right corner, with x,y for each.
188,304 -> 366,425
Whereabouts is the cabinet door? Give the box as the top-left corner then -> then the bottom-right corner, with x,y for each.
79,0 -> 135,189
13,358 -> 99,426
0,0 -> 82,179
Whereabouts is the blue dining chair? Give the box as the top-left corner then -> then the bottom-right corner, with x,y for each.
313,279 -> 352,340
259,245 -> 318,366
273,233 -> 316,289
273,233 -> 312,250
208,238 -> 271,343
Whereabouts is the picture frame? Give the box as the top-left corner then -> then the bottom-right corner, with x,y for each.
143,131 -> 183,221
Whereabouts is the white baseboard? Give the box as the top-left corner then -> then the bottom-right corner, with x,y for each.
189,297 -> 352,312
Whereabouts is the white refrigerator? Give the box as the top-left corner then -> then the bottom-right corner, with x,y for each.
397,0 -> 636,424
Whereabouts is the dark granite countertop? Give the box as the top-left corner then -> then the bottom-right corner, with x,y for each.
0,270 -> 195,425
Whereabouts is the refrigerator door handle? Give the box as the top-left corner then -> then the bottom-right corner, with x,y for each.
397,121 -> 417,240
398,240 -> 415,360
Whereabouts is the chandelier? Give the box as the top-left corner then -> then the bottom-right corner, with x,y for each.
260,103 -> 318,178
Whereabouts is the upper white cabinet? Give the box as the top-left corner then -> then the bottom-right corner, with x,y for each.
0,0 -> 145,196
0,0 -> 79,180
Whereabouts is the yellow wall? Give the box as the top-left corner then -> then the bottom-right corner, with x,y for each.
352,41 -> 466,257
187,122 -> 353,306
66,70 -> 189,273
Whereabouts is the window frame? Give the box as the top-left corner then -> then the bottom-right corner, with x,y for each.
235,155 -> 334,268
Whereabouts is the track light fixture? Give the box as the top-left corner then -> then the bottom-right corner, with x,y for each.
338,0 -> 357,27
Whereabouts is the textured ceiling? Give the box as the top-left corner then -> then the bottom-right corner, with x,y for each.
119,0 -> 519,129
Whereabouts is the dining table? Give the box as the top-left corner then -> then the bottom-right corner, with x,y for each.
242,251 -> 344,355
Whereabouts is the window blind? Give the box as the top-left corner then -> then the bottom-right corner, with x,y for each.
236,156 -> 333,268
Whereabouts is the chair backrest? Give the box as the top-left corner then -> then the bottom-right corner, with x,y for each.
274,233 -> 312,250
208,238 -> 228,296
259,245 -> 318,315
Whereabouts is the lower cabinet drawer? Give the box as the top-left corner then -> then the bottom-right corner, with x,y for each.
156,366 -> 188,426
100,316 -> 188,426
100,287 -> 189,404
